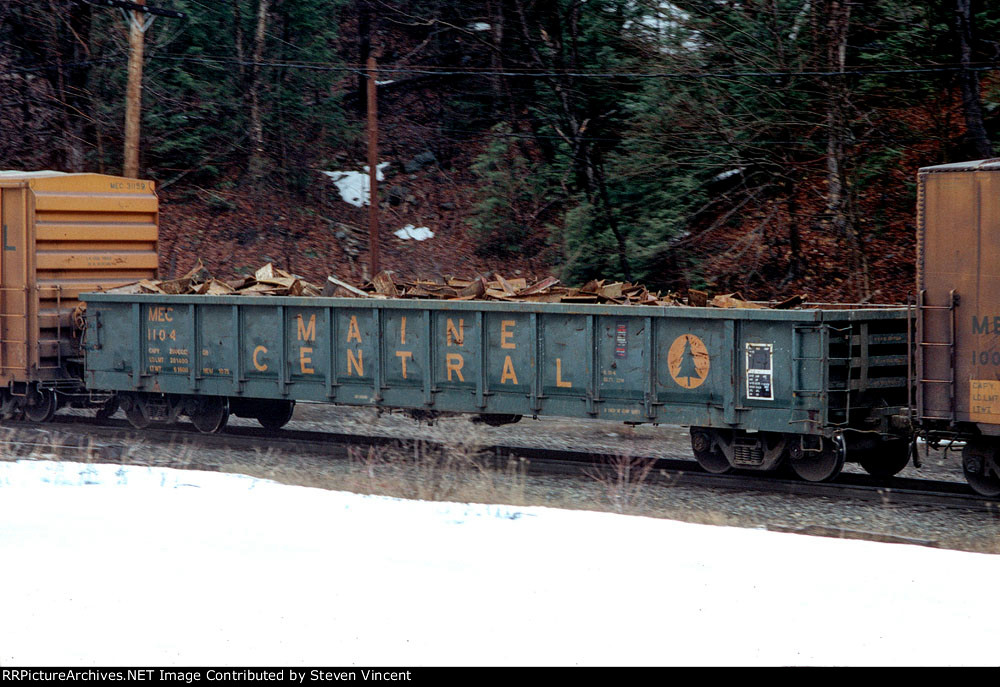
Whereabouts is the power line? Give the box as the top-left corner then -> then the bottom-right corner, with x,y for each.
77,0 -> 184,19
5,57 -> 124,73
144,53 -> 1000,80
401,121 -> 954,148
9,51 -> 998,80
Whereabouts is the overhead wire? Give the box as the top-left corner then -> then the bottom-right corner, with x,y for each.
8,47 -> 998,80
400,120 -> 953,148
3,13 -> 984,159
143,53 -> 1000,79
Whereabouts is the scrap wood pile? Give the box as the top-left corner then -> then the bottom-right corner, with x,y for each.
105,260 -> 804,309
106,261 -> 323,297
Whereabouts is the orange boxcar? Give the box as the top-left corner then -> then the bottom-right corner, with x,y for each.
0,171 -> 157,417
917,158 -> 1000,496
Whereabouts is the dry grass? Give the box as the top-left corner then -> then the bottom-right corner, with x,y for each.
585,454 -> 657,514
343,423 -> 530,507
1,421 -> 996,554
0,426 -> 111,463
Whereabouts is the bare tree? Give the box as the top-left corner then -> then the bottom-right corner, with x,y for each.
820,0 -> 869,301
954,0 -> 993,159
248,0 -> 270,181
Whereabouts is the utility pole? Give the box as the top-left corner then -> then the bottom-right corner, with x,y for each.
367,57 -> 380,276
81,1 -> 184,178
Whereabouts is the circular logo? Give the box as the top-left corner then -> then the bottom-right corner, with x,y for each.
668,334 -> 710,389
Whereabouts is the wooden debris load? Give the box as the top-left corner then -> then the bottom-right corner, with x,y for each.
106,261 -> 323,298
104,261 -> 804,309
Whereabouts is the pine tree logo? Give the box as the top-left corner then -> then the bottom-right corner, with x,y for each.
668,334 -> 710,389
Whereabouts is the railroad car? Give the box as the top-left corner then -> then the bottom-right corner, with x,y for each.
6,162 -> 1000,497
81,293 -> 912,483
917,159 -> 1000,496
0,171 -> 158,421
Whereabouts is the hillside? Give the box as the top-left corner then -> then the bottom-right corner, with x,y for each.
156,148 -> 919,305
3,1 -> 998,306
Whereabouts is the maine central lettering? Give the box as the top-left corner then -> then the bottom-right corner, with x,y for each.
143,310 -> 724,394
241,313 -> 576,387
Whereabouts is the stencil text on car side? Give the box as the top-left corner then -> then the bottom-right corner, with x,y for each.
746,343 -> 774,401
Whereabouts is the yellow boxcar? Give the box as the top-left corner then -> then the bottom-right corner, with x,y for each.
0,171 -> 158,393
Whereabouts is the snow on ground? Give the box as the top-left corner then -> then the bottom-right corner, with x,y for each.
322,163 -> 390,207
1,460 -> 997,666
394,225 -> 434,241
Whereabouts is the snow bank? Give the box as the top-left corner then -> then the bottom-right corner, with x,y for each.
0,460 -> 997,666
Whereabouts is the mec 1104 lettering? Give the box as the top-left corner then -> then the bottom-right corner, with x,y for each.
969,314 -> 1000,366
972,315 -> 1000,335
971,349 -> 1000,366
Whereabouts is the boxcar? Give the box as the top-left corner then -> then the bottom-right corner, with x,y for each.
918,158 -> 1000,495
83,293 -> 910,482
0,171 -> 158,421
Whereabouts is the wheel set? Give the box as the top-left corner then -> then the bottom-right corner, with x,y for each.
787,436 -> 845,482
114,393 -> 295,434
0,387 -> 59,424
689,427 -> 911,483
255,400 -> 295,431
961,440 -> 1000,498
690,428 -> 731,474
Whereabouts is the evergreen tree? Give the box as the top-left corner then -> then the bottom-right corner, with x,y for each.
677,337 -> 701,386
467,123 -> 557,259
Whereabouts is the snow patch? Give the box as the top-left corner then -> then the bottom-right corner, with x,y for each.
712,167 -> 744,182
394,225 -> 434,241
322,162 -> 390,207
0,459 -> 276,491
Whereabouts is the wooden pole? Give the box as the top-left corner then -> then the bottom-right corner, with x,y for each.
367,56 -> 380,276
123,0 -> 146,178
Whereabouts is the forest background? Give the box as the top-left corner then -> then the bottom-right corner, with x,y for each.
2,0 -> 998,303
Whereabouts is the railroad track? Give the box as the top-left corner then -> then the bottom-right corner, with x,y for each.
2,414 -> 998,515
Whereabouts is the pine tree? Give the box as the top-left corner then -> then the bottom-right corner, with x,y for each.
677,337 -> 701,386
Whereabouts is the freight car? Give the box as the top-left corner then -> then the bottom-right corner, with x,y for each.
8,161 -> 1000,497
917,159 -> 1000,496
80,292 -> 913,484
0,171 -> 158,421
